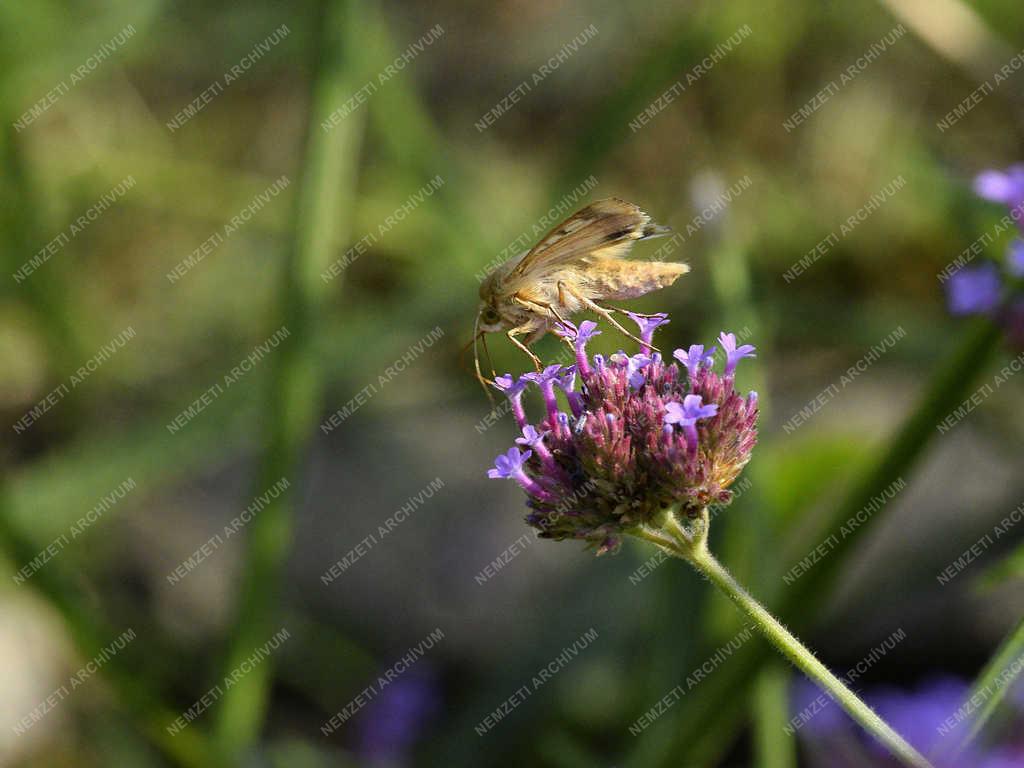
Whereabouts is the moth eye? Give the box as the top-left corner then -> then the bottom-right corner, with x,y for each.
482,308 -> 500,325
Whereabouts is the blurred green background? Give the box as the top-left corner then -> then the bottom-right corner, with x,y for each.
2,0 -> 1024,766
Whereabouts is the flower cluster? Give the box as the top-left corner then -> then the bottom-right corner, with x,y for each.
946,165 -> 1024,345
486,314 -> 758,555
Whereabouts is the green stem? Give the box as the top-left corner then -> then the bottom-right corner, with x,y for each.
647,511 -> 934,768
958,615 -> 1024,752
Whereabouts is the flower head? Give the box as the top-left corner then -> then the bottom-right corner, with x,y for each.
486,318 -> 758,555
946,263 -> 1002,315
718,332 -> 756,377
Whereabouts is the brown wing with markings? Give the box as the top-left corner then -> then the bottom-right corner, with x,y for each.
506,198 -> 671,286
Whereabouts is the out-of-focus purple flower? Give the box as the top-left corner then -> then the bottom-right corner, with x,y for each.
718,332 -> 756,377
625,311 -> 670,353
357,670 -> 440,764
1008,239 -> 1024,278
485,314 -> 758,555
492,374 -> 530,428
794,675 -> 1024,768
946,263 -> 1002,315
974,165 -> 1024,209
788,677 -> 850,740
867,678 -> 973,765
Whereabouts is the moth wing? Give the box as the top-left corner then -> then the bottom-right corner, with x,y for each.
508,198 -> 670,282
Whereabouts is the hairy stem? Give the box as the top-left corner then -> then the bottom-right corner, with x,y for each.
644,511 -> 933,768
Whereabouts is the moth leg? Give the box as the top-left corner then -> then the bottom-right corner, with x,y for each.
557,281 -> 658,352
603,304 -> 661,319
514,294 -> 573,349
507,327 -> 543,372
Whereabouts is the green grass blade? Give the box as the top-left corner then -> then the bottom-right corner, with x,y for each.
211,0 -> 366,758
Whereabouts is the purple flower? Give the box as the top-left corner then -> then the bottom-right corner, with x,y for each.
664,394 -> 719,425
487,447 -> 550,498
516,425 -> 556,471
611,351 -> 653,390
523,364 -> 564,424
674,344 -> 714,379
1008,239 -> 1024,278
556,320 -> 602,376
553,366 -> 584,416
718,332 -> 756,377
625,311 -> 670,353
356,670 -> 439,763
974,165 -> 1024,208
793,675 -> 1024,768
947,263 -> 1002,315
488,446 -> 530,479
492,373 -> 530,428
515,424 -> 547,448
486,313 -> 758,555
664,394 -> 719,457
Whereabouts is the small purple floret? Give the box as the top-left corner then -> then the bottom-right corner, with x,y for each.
625,311 -> 670,353
718,332 -> 756,377
664,394 -> 719,456
674,344 -> 713,379
523,364 -> 563,422
492,374 -> 530,428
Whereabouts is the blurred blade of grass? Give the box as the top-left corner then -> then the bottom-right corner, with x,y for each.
955,615 -> 1024,754
875,0 -> 1024,97
550,16 -> 702,193
753,663 -> 797,768
1,125 -> 89,389
211,0 -> 367,758
0,487 -> 212,768
360,4 -> 487,271
976,542 -> 1024,590
640,316 -> 1003,767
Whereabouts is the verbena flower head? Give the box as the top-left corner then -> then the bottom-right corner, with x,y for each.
487,314 -> 758,555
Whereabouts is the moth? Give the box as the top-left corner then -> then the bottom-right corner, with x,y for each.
473,198 -> 688,386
